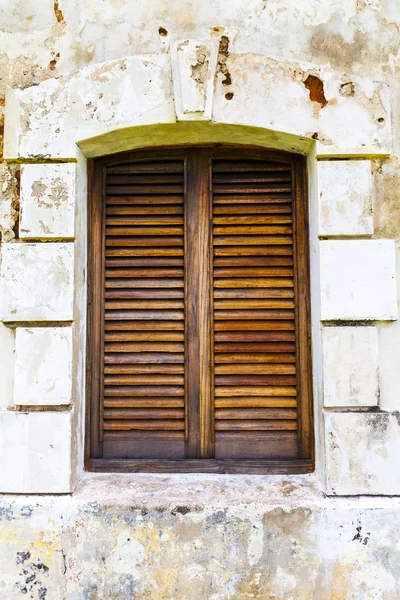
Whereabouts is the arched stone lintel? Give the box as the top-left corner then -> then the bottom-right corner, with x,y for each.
78,121 -> 313,159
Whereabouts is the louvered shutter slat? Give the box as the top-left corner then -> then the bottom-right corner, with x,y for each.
102,161 -> 186,459
212,160 -> 298,459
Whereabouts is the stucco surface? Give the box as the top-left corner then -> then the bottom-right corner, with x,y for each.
1,477 -> 400,599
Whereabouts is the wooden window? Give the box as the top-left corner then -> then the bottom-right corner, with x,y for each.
86,147 -> 314,473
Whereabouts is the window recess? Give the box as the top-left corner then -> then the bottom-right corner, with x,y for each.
87,147 -> 313,474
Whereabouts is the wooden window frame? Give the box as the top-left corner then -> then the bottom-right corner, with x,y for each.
85,146 -> 314,474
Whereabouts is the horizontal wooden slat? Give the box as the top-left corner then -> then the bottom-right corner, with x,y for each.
215,386 -> 296,397
213,215 -> 292,225
213,195 -> 292,204
105,300 -> 184,310
105,278 -> 184,288
214,322 -> 295,332
215,397 -> 297,408
104,332 -> 184,342
214,353 -> 296,363
104,420 -> 185,430
107,217 -> 184,227
107,195 -> 183,205
215,364 -> 295,374
105,290 -> 184,299
106,248 -> 184,257
213,204 -> 292,214
106,226 -> 184,236
104,397 -> 184,407
105,310 -> 184,320
214,278 -> 293,288
215,342 -> 295,353
104,320 -> 184,330
104,374 -> 184,385
106,268 -> 184,278
214,299 -> 294,309
214,289 -> 293,299
104,364 -> 184,374
106,205 -> 184,215
214,310 -> 295,320
213,171 -> 290,180
214,246 -> 292,256
214,225 -> 293,235
104,386 -> 184,396
107,185 -> 184,195
104,353 -> 185,364
213,185 -> 291,194
105,342 -> 185,353
214,267 -> 293,277
212,161 -> 290,173
215,420 -> 297,431
214,256 -> 293,267
215,375 -> 296,386
215,408 -> 296,419
215,332 -> 295,342
214,236 -> 293,246
107,174 -> 183,184
104,408 -> 184,419
107,162 -> 184,174
106,236 -> 184,247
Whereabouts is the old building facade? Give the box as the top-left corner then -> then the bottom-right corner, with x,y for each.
1,0 -> 400,597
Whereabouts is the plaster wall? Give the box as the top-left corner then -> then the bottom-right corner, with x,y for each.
1,0 -> 400,597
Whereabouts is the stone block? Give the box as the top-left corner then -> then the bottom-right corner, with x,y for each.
0,243 -> 74,321
20,163 -> 76,239
0,323 -> 15,410
172,38 -> 219,120
325,412 -> 400,495
13,327 -> 73,406
320,240 -> 397,321
0,412 -> 72,493
322,326 -> 379,407
4,55 -> 174,160
318,161 -> 373,236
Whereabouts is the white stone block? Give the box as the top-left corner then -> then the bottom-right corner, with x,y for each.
322,326 -> 379,407
320,240 -> 397,321
0,412 -> 72,493
0,323 -> 15,410
0,243 -> 74,321
20,164 -> 76,239
318,161 -> 373,236
4,55 -> 174,160
13,327 -> 72,406
325,412 -> 400,495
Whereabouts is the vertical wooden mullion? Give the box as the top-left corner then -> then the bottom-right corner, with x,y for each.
292,155 -> 313,460
185,149 -> 213,458
89,161 -> 106,457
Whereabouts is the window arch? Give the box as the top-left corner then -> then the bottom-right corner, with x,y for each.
86,146 -> 313,473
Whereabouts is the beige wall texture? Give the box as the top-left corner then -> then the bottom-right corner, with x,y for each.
1,0 -> 400,598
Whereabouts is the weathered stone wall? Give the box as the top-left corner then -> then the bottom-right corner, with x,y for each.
1,1 -> 400,597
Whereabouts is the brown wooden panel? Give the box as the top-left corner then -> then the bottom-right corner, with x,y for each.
214,432 -> 297,459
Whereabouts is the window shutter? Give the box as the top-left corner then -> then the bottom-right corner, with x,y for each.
88,148 -> 313,473
102,161 -> 186,459
212,159 -> 298,459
